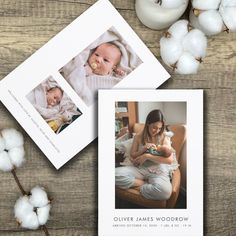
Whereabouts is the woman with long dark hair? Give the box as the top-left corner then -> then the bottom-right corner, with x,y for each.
115,109 -> 175,200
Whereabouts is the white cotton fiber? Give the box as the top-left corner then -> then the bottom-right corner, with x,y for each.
0,136 -> 6,152
189,9 -> 205,31
219,5 -> 236,31
1,128 -> 24,150
160,0 -> 186,9
14,196 -> 34,221
183,29 -> 207,58
14,187 -> 51,230
221,0 -> 236,7
160,19 -> 207,74
37,204 -> 51,225
20,212 -> 39,230
192,0 -> 221,10
8,146 -> 25,168
168,19 -> 189,40
29,186 -> 49,207
198,10 -> 224,35
176,52 -> 200,74
0,151 -> 13,172
160,38 -> 183,66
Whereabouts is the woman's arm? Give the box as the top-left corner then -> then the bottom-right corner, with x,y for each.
132,152 -> 173,166
146,152 -> 173,165
132,135 -> 174,166
130,134 -> 147,159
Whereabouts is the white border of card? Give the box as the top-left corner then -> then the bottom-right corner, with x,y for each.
98,89 -> 203,236
0,0 -> 169,169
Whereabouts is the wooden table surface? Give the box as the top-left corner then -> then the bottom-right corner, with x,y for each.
0,1 -> 235,235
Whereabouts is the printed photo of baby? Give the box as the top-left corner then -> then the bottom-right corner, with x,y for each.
60,26 -> 142,106
26,76 -> 82,134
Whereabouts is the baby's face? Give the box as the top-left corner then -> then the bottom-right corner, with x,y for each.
88,43 -> 121,75
46,88 -> 62,107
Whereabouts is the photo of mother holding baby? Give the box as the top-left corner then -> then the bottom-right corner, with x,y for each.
115,109 -> 177,201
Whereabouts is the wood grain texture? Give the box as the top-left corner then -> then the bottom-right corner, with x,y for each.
0,0 -> 235,235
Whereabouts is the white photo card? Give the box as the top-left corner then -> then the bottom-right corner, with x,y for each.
0,0 -> 169,169
98,89 -> 203,236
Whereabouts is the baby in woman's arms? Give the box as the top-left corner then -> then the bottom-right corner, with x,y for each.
145,143 -> 173,158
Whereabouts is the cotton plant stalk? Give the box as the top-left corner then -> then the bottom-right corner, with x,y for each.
135,0 -> 189,30
0,128 -> 51,236
160,19 -> 207,74
189,0 -> 236,35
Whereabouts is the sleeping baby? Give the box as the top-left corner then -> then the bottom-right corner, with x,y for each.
27,83 -> 80,132
46,87 -> 63,108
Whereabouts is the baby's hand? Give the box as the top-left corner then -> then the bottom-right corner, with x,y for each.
145,143 -> 157,149
114,67 -> 125,77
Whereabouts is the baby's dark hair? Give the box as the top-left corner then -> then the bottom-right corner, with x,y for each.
48,86 -> 63,95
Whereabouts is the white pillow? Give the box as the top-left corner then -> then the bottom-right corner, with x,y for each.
115,138 -> 133,166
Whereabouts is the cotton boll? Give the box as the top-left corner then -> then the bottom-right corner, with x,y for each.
168,19 -> 189,40
160,0 -> 187,9
176,52 -> 200,74
37,204 -> 51,225
219,6 -> 236,31
192,0 -> 221,10
160,19 -> 207,74
221,0 -> 236,7
14,187 -> 51,230
189,9 -> 206,32
14,196 -> 34,221
1,128 -> 24,150
198,10 -> 224,35
0,151 -> 13,172
20,212 -> 39,230
0,136 -> 6,152
29,186 -> 49,208
8,146 -> 25,168
160,37 -> 183,66
183,29 -> 207,58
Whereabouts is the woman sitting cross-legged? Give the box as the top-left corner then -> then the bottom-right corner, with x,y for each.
115,109 -> 177,200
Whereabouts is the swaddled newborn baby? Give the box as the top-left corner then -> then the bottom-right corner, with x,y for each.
44,87 -> 65,131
